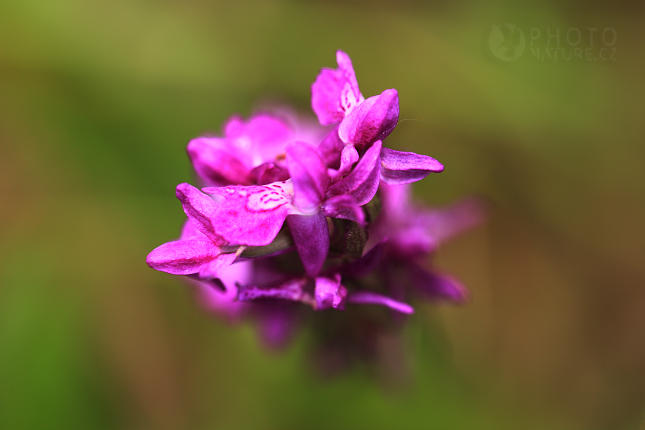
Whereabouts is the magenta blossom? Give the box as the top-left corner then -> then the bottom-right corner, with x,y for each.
187,113 -> 325,187
368,182 -> 486,302
313,51 -> 444,186
146,51 -> 483,363
194,140 -> 380,276
311,51 -> 398,151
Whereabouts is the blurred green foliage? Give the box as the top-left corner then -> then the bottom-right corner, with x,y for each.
1,0 -> 644,429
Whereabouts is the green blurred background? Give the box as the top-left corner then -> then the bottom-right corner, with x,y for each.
1,0 -> 644,429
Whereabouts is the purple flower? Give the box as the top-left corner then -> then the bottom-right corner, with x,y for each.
312,51 -> 399,150
311,52 -> 443,185
368,182 -> 486,303
237,270 -> 413,315
145,50 -> 484,364
187,113 -> 325,187
146,214 -> 237,279
194,140 -> 381,276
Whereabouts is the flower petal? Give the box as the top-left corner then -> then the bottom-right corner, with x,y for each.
187,137 -> 253,186
338,89 -> 399,149
198,252 -> 238,279
331,145 -> 359,181
237,278 -> 312,304
336,51 -> 361,104
317,126 -> 344,168
315,274 -> 347,310
380,147 -> 444,185
179,218 -> 207,241
346,291 -> 414,314
327,140 -> 382,206
191,278 -> 248,322
224,114 -> 293,163
176,183 -> 227,246
286,212 -> 330,277
286,142 -> 330,213
311,51 -> 363,126
320,194 -> 365,225
407,262 -> 469,303
202,182 -> 295,246
417,197 -> 487,245
250,162 -> 290,185
146,240 -> 220,275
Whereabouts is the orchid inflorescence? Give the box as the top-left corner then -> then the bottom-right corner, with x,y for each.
147,51 -> 483,351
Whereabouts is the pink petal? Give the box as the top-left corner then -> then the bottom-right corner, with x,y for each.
176,183 -> 227,246
315,274 -> 347,310
311,68 -> 347,125
418,197 -> 488,245
326,140 -> 382,206
286,212 -> 330,277
237,278 -> 311,304
380,147 -> 444,185
338,89 -> 399,150
286,142 -> 330,213
146,240 -> 221,275
336,51 -> 361,107
407,263 -> 469,303
186,137 -> 253,186
331,145 -> 359,181
191,261 -> 251,322
250,162 -> 290,185
179,218 -> 207,241
320,195 -> 365,225
232,114 -> 294,163
317,126 -> 344,168
346,291 -> 414,314
198,252 -> 238,279
377,182 -> 412,220
202,182 -> 294,246
311,51 -> 363,126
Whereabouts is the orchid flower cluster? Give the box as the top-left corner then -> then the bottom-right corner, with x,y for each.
147,51 -> 482,351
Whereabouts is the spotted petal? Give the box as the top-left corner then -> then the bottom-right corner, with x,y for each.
311,51 -> 364,126
176,183 -> 227,246
202,182 -> 295,246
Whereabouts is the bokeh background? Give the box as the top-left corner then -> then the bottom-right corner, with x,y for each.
1,0 -> 644,429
